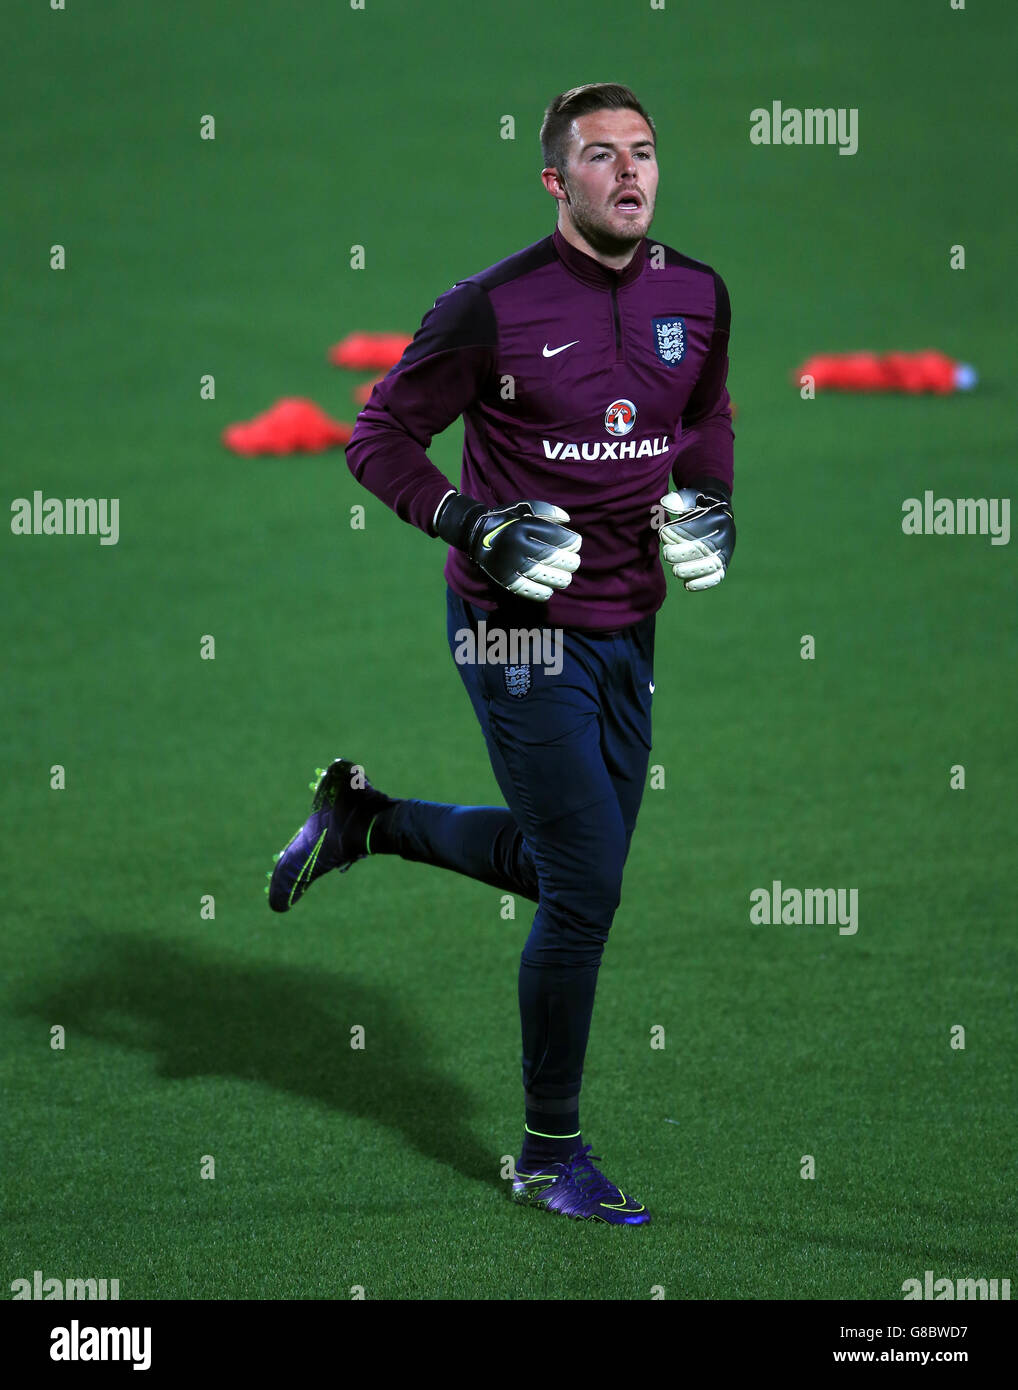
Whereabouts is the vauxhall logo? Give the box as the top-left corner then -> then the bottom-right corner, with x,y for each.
542,397 -> 672,462
605,398 -> 637,436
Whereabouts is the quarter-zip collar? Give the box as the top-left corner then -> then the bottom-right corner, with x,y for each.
552,226 -> 647,291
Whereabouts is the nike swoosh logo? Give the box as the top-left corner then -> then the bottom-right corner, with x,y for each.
481,520 -> 513,550
543,340 -> 580,357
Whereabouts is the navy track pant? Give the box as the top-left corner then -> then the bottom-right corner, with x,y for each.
384,586 -> 655,1119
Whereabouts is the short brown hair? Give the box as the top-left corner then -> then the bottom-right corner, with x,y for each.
540,83 -> 656,176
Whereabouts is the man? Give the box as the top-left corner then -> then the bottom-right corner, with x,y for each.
267,83 -> 735,1225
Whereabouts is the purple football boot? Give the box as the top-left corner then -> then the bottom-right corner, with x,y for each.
511,1145 -> 651,1224
267,758 -> 394,912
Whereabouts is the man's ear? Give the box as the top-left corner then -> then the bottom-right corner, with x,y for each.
542,167 -> 570,205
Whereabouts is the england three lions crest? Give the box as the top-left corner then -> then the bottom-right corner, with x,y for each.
504,665 -> 531,698
653,316 -> 686,366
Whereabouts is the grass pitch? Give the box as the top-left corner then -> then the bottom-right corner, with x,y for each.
3,0 -> 1016,1300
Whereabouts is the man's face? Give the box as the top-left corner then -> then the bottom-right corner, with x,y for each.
544,108 -> 659,255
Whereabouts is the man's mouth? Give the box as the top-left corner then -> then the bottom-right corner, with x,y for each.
613,193 -> 644,214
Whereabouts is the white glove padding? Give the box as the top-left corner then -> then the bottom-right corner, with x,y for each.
659,487 -> 735,592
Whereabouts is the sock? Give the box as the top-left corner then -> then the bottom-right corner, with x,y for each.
518,1115 -> 582,1173
365,802 -> 399,855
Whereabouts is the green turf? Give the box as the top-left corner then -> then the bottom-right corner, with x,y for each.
3,0 -> 1016,1300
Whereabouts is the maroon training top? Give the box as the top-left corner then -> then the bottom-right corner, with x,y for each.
345,226 -> 734,630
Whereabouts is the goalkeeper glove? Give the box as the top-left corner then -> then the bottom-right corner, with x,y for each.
659,482 -> 735,591
434,493 -> 582,602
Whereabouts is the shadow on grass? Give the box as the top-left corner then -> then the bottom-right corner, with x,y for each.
25,927 -> 498,1188
673,1208 -> 1012,1274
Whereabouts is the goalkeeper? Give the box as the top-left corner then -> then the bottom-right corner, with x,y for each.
268,83 -> 736,1225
